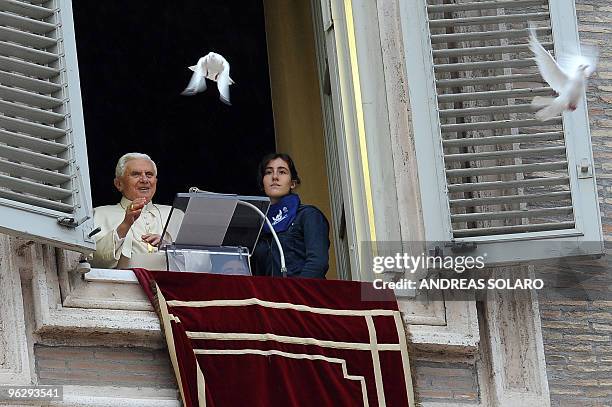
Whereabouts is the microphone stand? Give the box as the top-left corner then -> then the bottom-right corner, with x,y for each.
236,200 -> 287,277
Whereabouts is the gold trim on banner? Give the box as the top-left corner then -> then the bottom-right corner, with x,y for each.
194,348 -> 369,406
167,298 -> 399,316
394,313 -> 416,406
365,315 -> 386,406
196,362 -> 207,407
186,331 -> 401,351
156,284 -> 188,406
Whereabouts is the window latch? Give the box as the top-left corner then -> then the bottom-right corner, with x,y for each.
57,215 -> 89,228
445,241 -> 477,252
577,159 -> 593,179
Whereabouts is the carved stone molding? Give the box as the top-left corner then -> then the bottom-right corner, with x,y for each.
27,245 -> 164,348
0,236 -> 32,385
402,292 -> 480,354
57,250 -> 153,311
478,267 -> 551,407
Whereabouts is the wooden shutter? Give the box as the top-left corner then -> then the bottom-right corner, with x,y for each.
400,0 -> 603,263
0,0 -> 94,251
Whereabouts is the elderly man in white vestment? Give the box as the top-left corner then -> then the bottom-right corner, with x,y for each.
90,152 -> 181,269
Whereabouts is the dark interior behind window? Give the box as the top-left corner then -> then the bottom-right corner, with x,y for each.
73,0 -> 276,207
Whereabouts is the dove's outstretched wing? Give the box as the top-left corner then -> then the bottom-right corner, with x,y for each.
217,68 -> 232,105
181,62 -> 207,96
534,98 -> 566,121
529,28 -> 569,93
557,44 -> 599,78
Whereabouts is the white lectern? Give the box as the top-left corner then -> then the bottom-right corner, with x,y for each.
160,192 -> 270,275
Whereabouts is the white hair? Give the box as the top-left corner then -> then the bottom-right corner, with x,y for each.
114,152 -> 157,178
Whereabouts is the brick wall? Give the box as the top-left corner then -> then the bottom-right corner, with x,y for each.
540,298 -> 612,406
35,345 -> 176,389
411,353 -> 480,405
539,1 -> 612,406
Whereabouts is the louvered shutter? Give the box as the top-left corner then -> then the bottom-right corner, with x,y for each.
0,0 -> 94,251
399,0 -> 603,264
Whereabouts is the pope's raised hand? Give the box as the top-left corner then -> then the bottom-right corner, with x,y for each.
117,198 -> 148,239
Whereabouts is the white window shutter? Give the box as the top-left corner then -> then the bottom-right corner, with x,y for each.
0,0 -> 94,252
399,0 -> 603,264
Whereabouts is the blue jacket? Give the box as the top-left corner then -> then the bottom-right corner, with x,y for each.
253,205 -> 330,278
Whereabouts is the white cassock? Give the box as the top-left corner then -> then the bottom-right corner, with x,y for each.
91,197 -> 182,269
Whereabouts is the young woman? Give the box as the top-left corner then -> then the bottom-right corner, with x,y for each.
252,153 -> 330,278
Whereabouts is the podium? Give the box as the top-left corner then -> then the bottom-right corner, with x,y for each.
161,192 -> 270,275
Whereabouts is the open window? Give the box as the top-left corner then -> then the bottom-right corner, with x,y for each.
0,0 -> 354,279
399,0 -> 603,264
0,0 -> 94,251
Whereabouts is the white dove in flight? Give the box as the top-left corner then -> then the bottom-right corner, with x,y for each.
528,28 -> 598,121
181,52 -> 235,105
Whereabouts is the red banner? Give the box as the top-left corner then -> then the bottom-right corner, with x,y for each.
134,269 -> 414,406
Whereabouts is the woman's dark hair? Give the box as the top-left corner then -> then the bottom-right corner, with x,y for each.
257,153 -> 301,191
